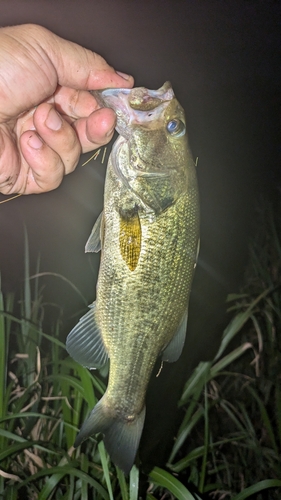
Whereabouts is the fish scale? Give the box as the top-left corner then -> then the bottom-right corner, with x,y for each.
66,82 -> 199,473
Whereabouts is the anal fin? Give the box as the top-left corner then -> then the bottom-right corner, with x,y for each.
66,302 -> 108,369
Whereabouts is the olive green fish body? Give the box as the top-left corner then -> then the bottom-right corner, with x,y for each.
66,82 -> 199,473
100,161 -> 198,414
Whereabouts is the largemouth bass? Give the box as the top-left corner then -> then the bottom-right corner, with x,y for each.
66,82 -> 199,473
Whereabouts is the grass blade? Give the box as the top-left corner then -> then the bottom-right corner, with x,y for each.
232,479 -> 281,500
99,442 -> 114,500
16,466 -> 110,499
0,279 -> 6,449
199,385 -> 208,493
116,467 -> 129,500
129,465 -> 139,500
149,467 -> 197,500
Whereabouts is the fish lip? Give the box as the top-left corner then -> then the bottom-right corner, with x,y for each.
100,81 -> 173,101
100,87 -> 131,97
91,81 -> 174,113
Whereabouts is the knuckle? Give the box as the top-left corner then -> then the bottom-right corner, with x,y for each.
0,133 -> 19,193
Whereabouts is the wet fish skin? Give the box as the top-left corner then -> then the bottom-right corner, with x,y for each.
66,82 -> 199,474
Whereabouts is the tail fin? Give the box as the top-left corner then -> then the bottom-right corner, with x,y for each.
74,396 -> 146,474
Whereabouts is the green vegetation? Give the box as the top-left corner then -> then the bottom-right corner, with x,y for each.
0,202 -> 280,499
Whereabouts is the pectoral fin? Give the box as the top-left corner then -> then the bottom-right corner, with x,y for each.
85,211 -> 104,253
66,302 -> 108,369
162,311 -> 188,362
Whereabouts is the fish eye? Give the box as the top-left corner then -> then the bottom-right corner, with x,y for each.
166,119 -> 185,137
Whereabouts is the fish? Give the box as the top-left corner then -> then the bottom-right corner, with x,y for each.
66,81 -> 199,474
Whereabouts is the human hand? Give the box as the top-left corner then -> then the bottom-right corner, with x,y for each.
0,24 -> 134,194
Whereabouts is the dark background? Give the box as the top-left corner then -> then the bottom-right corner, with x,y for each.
0,0 -> 280,469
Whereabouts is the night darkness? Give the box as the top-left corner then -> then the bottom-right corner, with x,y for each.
0,0 -> 280,472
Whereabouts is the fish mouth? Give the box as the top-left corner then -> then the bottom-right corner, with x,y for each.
99,81 -> 174,111
91,82 -> 175,134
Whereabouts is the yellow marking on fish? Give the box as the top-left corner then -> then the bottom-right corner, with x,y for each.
119,213 -> 141,271
0,194 -> 22,204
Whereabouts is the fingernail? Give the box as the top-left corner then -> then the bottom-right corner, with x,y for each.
116,70 -> 131,81
28,133 -> 43,149
46,108 -> 62,131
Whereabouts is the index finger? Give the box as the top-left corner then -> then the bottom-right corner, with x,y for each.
31,24 -> 134,90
